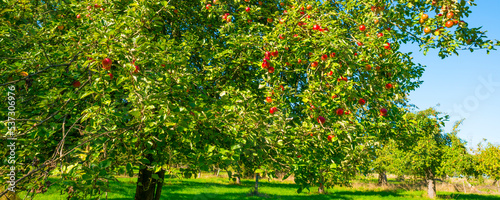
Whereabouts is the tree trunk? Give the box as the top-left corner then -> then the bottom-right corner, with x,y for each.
497,180 -> 499,193
154,170 -> 165,200
426,170 -> 436,199
253,173 -> 260,195
236,175 -> 241,184
318,172 -> 325,194
135,167 -> 165,200
318,182 -> 325,194
378,171 -> 388,186
135,167 -> 156,200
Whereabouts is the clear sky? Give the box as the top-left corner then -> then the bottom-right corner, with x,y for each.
400,0 -> 500,148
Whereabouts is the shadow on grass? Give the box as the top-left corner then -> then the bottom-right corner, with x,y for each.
438,193 -> 500,200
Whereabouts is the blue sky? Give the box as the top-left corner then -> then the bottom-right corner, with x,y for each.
400,0 -> 500,148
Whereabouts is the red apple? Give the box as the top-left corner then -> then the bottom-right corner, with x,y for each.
206,4 -> 211,10
108,73 -> 113,79
357,42 -> 363,46
72,81 -> 81,88
266,97 -> 272,103
271,51 -> 278,57
270,107 -> 277,114
102,58 -> 112,70
330,52 -> 336,57
311,61 -> 318,68
384,42 -> 391,49
313,24 -> 320,30
377,32 -> 383,37
359,24 -> 366,31
317,116 -> 326,124
245,7 -> 250,12
262,60 -> 269,69
332,94 -> 338,99
385,83 -> 393,89
77,14 -> 81,19
279,34 -> 284,39
134,65 -> 139,73
328,71 -> 333,76
380,108 -> 388,116
268,66 -> 275,73
327,135 -> 334,142
445,20 -> 454,28
336,108 -> 344,116
265,51 -> 271,58
358,98 -> 366,105
297,155 -> 302,158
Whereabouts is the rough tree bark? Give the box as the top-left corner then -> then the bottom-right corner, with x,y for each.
318,171 -> 325,194
378,171 -> 388,186
134,155 -> 165,200
426,170 -> 437,199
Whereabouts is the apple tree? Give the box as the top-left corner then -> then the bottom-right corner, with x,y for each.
1,0 -> 498,199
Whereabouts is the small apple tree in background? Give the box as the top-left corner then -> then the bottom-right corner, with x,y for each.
0,0 -> 498,199
475,142 -> 500,190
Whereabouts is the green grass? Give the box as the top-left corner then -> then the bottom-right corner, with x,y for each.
13,177 -> 500,200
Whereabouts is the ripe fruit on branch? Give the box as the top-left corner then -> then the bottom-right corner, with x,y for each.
321,54 -> 328,61
20,71 -> 29,77
357,42 -> 363,46
336,108 -> 344,116
311,61 -> 318,68
271,51 -> 278,57
306,5 -> 312,10
377,32 -> 383,37
327,135 -> 334,142
73,81 -> 81,88
359,24 -> 366,31
245,7 -> 250,12
266,97 -> 272,103
267,18 -> 273,23
328,71 -> 333,76
380,108 -> 388,116
206,4 -> 211,10
330,52 -> 336,57
317,116 -> 326,124
270,107 -> 277,114
445,20 -> 454,28
280,85 -> 284,91
385,83 -> 393,89
102,58 -> 112,70
297,155 -> 302,158
268,66 -> 275,73
384,42 -> 391,50
365,64 -> 371,70
313,25 -> 320,30
358,98 -> 366,105
424,27 -> 431,34
265,51 -> 271,58
134,65 -> 139,73
446,12 -> 454,19
108,73 -> 113,80
262,60 -> 269,69
279,34 -> 284,39
421,14 -> 429,20
76,14 -> 81,19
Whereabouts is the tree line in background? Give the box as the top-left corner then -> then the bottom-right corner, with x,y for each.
0,0 -> 498,200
